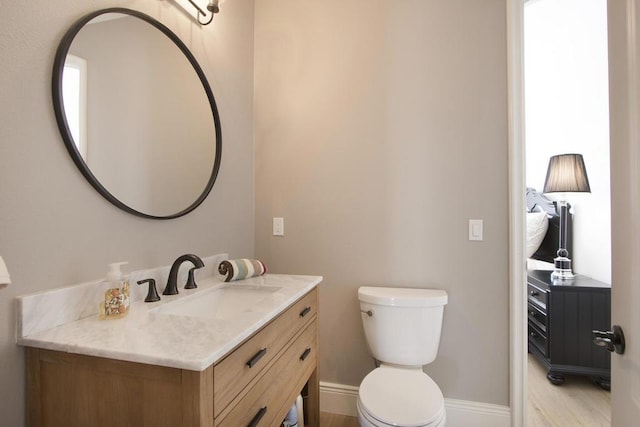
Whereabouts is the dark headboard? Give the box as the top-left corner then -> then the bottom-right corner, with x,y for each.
525,187 -> 572,263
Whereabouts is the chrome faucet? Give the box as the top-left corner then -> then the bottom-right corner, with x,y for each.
163,254 -> 205,295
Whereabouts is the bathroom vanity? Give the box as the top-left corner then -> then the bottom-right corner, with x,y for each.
18,261 -> 321,427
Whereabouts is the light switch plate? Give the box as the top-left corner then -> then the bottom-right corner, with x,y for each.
469,219 -> 483,241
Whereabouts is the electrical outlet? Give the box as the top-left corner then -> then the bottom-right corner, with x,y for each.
273,217 -> 284,236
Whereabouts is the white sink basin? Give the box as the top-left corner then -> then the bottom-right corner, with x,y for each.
152,284 -> 283,320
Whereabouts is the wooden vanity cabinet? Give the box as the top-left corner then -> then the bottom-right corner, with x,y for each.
26,348 -> 215,427
214,288 -> 318,427
26,288 -> 319,427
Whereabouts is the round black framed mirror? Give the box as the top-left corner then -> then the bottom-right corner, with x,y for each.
52,8 -> 221,219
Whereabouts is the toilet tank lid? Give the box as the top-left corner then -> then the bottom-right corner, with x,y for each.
358,287 -> 448,307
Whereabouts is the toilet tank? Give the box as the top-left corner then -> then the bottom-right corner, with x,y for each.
359,287 -> 448,367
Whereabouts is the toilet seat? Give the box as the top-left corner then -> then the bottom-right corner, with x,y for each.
357,400 -> 446,427
358,366 -> 445,427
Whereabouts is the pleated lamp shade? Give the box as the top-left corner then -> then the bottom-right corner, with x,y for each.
543,154 -> 591,194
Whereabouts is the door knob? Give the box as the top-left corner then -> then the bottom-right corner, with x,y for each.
592,325 -> 626,354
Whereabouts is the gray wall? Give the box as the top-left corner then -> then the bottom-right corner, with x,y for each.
254,0 -> 510,405
0,1 -> 255,425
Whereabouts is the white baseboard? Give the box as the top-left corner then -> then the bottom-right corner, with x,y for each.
319,382 -> 511,427
319,381 -> 360,417
443,398 -> 511,427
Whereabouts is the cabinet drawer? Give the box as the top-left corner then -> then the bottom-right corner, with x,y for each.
527,302 -> 547,333
214,288 -> 317,416
216,320 -> 318,427
528,323 -> 548,357
527,282 -> 547,308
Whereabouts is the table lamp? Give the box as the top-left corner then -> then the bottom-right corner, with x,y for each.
543,153 -> 591,280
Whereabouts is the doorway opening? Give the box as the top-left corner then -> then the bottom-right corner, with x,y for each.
523,0 -> 612,424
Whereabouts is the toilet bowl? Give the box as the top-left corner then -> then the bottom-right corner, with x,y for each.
357,365 -> 445,427
357,287 -> 448,427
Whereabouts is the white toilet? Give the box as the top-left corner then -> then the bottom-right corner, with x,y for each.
357,286 -> 448,427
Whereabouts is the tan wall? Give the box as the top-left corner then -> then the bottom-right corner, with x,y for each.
0,1 -> 255,425
254,0 -> 510,404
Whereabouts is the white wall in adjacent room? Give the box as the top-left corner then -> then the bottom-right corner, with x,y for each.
525,0 -> 611,283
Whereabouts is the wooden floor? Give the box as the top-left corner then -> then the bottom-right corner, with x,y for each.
527,353 -> 610,426
320,355 -> 610,427
319,411 -> 360,427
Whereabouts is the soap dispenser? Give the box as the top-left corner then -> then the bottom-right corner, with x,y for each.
99,262 -> 131,319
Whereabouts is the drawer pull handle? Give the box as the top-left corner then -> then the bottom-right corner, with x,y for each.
300,347 -> 312,361
248,406 -> 267,427
300,306 -> 312,317
530,331 -> 538,338
530,290 -> 539,297
246,348 -> 267,368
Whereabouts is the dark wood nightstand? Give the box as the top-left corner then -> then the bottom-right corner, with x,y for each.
527,269 -> 611,389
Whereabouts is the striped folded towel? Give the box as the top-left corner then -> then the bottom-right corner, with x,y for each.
218,259 -> 268,282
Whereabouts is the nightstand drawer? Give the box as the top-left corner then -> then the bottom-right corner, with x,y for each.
527,302 -> 547,333
528,323 -> 548,357
527,282 -> 547,308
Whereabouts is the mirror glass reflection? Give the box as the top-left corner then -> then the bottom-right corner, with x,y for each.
56,10 -> 220,218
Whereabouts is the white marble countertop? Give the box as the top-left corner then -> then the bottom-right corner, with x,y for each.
18,274 -> 322,371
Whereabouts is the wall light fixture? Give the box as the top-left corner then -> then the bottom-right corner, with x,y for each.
186,0 -> 220,25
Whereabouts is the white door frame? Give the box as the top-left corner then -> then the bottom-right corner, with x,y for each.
506,0 -> 527,425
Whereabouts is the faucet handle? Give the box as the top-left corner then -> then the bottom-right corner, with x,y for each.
137,278 -> 161,302
184,267 -> 200,289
